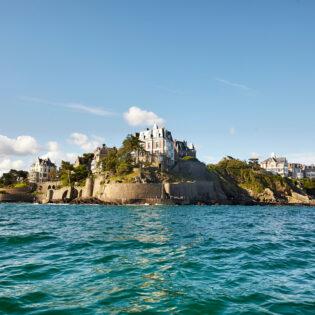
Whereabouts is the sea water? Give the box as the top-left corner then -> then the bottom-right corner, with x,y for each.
0,204 -> 314,314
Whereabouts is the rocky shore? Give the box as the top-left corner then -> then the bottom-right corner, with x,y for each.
1,160 -> 314,206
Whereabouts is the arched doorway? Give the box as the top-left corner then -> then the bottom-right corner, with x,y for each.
71,188 -> 78,200
62,190 -> 68,202
48,189 -> 54,201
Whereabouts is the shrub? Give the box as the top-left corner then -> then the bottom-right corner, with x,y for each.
116,161 -> 133,175
14,182 -> 28,188
182,156 -> 197,161
207,157 -> 293,195
299,178 -> 315,196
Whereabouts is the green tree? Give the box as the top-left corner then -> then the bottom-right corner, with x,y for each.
101,148 -> 118,173
300,178 -> 315,196
121,134 -> 145,164
99,135 -> 144,177
72,165 -> 89,183
79,153 -> 94,166
116,160 -> 132,175
59,161 -> 74,186
0,169 -> 28,187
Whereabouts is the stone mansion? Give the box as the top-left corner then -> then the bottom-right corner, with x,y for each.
136,124 -> 196,167
28,158 -> 57,183
86,124 -> 196,174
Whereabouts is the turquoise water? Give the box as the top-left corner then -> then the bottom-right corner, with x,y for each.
0,204 -> 314,314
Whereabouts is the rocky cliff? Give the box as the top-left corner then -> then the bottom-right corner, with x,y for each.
208,157 -> 314,205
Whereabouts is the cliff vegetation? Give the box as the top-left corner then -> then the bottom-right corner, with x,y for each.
207,157 -> 312,203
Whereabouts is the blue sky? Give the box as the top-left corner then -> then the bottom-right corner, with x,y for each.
1,0 -> 315,173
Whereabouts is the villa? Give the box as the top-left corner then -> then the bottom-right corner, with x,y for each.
288,163 -> 305,179
28,158 -> 57,183
138,124 -> 175,161
304,165 -> 315,179
135,124 -> 196,168
260,156 -> 289,177
260,156 -> 315,179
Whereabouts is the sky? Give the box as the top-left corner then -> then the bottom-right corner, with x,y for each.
0,0 -> 315,174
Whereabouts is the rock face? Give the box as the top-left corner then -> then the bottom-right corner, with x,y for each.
287,192 -> 310,204
253,188 -> 276,203
168,160 -> 229,203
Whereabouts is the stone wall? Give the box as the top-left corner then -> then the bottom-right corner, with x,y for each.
93,180 -> 227,204
0,187 -> 34,202
35,173 -> 229,205
37,181 -> 87,203
99,183 -> 163,203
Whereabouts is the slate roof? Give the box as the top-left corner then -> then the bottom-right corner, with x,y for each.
262,157 -> 287,164
37,158 -> 56,167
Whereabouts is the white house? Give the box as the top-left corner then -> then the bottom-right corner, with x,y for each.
304,165 -> 315,179
260,156 -> 289,177
138,124 -> 175,163
29,158 -> 57,183
136,124 -> 197,169
288,163 -> 305,179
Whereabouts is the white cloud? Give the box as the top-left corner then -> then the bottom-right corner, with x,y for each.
123,106 -> 165,127
41,141 -> 77,165
0,158 -> 25,175
215,78 -> 252,91
251,152 -> 259,159
47,141 -> 59,152
229,127 -> 236,136
20,97 -> 114,117
0,134 -> 39,156
69,133 -> 104,152
0,133 -> 94,174
66,103 -> 114,116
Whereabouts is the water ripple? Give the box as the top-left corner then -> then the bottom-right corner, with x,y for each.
0,203 -> 314,314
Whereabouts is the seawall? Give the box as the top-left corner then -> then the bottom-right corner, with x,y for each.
39,175 -> 229,205
0,187 -> 35,203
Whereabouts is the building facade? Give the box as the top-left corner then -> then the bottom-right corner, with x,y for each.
174,140 -> 196,160
304,165 -> 315,179
260,156 -> 289,177
137,124 -> 196,167
288,163 -> 305,179
29,158 -> 57,183
91,144 -> 109,173
138,124 -> 175,165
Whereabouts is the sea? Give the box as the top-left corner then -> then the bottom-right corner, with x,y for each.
0,203 -> 314,314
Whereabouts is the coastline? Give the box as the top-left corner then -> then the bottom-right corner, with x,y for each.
2,160 -> 314,206
1,191 -> 314,206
